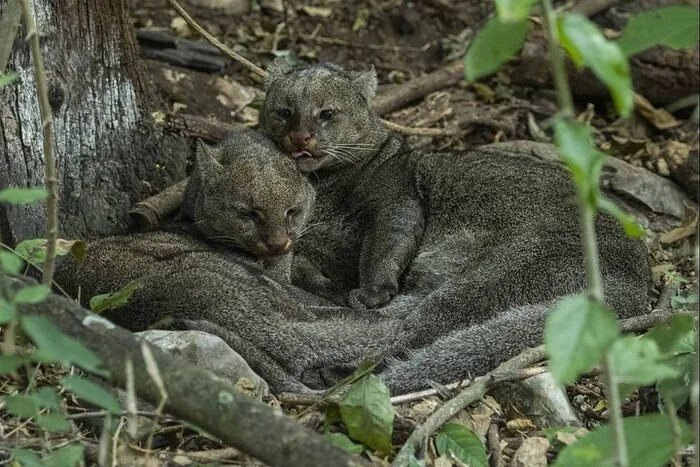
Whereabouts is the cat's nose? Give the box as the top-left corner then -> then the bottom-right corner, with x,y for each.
265,237 -> 292,254
289,131 -> 314,149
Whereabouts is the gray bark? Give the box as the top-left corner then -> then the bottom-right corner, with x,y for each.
0,0 -> 189,245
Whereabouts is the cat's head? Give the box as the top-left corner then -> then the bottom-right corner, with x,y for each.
186,130 -> 315,258
259,58 -> 388,173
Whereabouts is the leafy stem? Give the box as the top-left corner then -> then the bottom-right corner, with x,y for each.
541,0 -> 626,465
19,0 -> 58,286
541,0 -> 574,117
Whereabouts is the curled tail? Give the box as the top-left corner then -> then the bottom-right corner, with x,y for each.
378,302 -> 554,394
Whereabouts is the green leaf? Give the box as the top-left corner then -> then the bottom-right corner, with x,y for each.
10,449 -> 43,467
89,279 -> 140,314
338,374 -> 394,456
5,394 -> 39,418
495,0 -> 538,21
558,13 -> 633,116
645,314 -> 696,356
30,387 -> 61,410
44,444 -> 84,467
671,293 -> 698,310
14,284 -> 51,304
36,413 -> 72,433
435,423 -> 488,467
0,187 -> 47,204
324,432 -> 365,455
0,72 -> 19,88
0,250 -> 23,275
465,16 -> 529,82
545,295 -> 619,384
617,6 -> 700,57
598,198 -> 645,238
15,239 -> 48,264
609,336 -> 679,387
0,299 -> 16,324
0,355 -> 25,374
657,353 -> 695,409
60,375 -> 121,414
21,315 -> 108,377
16,238 -> 88,266
553,118 -> 604,199
553,413 -> 692,467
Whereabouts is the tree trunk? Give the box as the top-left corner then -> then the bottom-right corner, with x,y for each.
0,0 -> 189,245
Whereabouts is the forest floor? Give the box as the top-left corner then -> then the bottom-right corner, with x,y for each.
2,0 -> 698,465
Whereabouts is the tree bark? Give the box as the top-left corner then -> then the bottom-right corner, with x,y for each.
0,0 -> 189,245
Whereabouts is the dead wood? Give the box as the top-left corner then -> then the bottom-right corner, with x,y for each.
572,0 -> 620,17
372,61 -> 465,116
487,423 -> 504,467
165,113 -> 245,143
16,279 -> 368,467
129,179 -> 188,230
510,34 -> 699,107
136,29 -> 226,73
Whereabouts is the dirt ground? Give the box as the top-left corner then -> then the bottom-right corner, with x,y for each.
2,0 -> 697,465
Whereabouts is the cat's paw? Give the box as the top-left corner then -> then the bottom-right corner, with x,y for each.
347,285 -> 393,309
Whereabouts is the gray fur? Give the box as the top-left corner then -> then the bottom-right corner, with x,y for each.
180,130 -> 316,281
257,60 -> 651,387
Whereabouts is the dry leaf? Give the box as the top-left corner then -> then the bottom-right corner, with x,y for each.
170,17 -> 195,39
352,8 -> 370,32
634,93 -> 681,130
300,5 -> 332,18
660,216 -> 698,244
151,111 -> 166,125
593,399 -> 606,412
472,82 -> 495,103
506,417 -> 535,432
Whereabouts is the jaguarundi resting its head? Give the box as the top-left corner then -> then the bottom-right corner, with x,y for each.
180,130 -> 316,281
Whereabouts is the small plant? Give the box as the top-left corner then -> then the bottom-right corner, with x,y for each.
464,1 -> 699,466
0,3 -> 121,465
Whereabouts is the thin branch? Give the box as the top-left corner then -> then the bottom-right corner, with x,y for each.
487,423 -> 504,467
391,346 -> 547,467
20,0 -> 58,286
165,0 -> 266,78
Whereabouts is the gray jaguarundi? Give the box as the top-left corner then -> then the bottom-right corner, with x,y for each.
258,59 -> 651,390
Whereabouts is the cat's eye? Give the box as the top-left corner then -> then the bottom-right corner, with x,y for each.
276,108 -> 292,119
241,210 -> 259,221
319,109 -> 334,121
286,208 -> 301,220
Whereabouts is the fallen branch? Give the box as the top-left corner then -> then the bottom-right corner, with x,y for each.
392,346 -> 547,467
487,423 -> 504,467
18,281 -> 368,467
372,61 -> 464,116
129,179 -> 188,230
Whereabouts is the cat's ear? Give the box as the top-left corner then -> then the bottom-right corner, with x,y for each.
350,65 -> 377,102
265,56 -> 296,90
194,139 -> 223,178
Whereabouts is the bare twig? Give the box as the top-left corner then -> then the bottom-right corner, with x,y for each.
487,423 -> 504,467
20,0 -> 58,285
381,120 -> 460,137
165,0 -> 266,77
141,342 -> 169,459
392,346 -> 547,467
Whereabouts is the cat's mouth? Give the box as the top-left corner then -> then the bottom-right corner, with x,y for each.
290,150 -> 323,173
